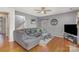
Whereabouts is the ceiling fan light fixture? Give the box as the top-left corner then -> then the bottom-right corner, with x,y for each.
35,7 -> 51,14
41,11 -> 45,14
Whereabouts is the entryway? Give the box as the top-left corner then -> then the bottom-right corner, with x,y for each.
0,12 -> 8,46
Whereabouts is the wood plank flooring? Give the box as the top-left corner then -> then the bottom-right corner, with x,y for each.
0,36 -> 78,52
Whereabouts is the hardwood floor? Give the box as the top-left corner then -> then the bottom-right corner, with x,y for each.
0,36 -> 78,52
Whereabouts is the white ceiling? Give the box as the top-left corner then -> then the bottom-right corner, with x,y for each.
13,7 -> 79,17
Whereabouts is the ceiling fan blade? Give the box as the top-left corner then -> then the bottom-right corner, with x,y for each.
35,9 -> 40,11
35,9 -> 41,13
46,10 -> 51,11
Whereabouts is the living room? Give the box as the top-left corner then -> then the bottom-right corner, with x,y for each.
0,7 -> 79,52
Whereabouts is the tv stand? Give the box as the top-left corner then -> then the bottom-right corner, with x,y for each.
64,32 -> 77,44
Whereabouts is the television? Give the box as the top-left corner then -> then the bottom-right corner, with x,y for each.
64,24 -> 77,36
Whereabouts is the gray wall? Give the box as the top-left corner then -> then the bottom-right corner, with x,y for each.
15,11 -> 77,37
39,12 -> 77,36
15,11 -> 39,29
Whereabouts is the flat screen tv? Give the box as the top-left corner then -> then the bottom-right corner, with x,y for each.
64,24 -> 77,36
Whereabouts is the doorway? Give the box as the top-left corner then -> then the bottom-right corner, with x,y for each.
0,12 -> 8,36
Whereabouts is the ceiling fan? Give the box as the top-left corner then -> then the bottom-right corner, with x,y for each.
35,7 -> 51,14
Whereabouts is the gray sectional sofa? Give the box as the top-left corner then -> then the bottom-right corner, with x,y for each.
14,28 -> 42,50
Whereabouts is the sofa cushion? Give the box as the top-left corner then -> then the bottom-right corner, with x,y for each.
25,28 -> 42,37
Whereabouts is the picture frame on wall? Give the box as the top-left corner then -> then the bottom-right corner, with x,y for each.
51,19 -> 58,25
31,19 -> 36,24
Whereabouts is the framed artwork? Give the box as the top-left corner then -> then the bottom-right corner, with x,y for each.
51,19 -> 58,25
31,19 -> 36,24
